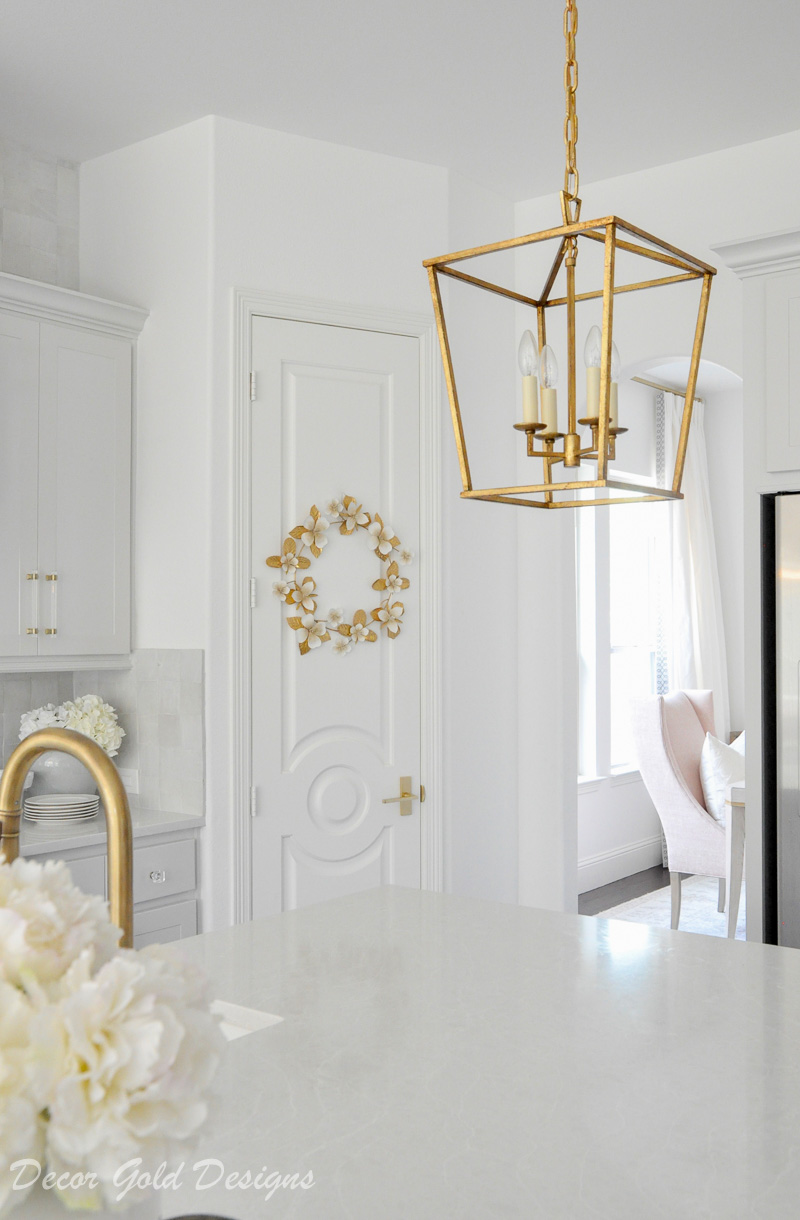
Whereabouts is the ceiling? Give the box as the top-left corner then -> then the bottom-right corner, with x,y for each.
2,1 -> 798,201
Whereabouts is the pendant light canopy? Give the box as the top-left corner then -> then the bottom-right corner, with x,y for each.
423,0 -> 715,509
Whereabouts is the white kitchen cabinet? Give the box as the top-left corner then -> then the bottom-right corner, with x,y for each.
0,274 -> 147,669
27,826 -> 202,949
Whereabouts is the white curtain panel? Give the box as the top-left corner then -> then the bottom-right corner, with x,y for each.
664,393 -> 731,741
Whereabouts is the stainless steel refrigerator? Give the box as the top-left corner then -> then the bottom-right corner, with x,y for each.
771,492 -> 800,946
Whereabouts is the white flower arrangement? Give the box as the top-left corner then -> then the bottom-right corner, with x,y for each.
19,695 -> 125,758
0,856 -> 224,1215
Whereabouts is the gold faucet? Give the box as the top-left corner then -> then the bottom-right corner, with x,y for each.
0,728 -> 134,947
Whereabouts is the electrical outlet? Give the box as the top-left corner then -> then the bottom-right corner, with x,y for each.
116,767 -> 139,795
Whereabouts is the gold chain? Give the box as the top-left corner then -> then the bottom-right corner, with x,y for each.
563,0 -> 579,218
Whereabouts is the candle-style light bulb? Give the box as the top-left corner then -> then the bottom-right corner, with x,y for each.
584,325 -> 602,416
538,344 -> 559,433
518,329 -> 538,376
610,340 -> 621,427
583,325 -> 602,369
538,344 -> 558,389
517,330 -> 539,424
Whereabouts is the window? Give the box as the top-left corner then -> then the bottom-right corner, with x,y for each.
577,484 -> 671,778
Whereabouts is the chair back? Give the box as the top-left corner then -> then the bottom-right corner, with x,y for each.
631,689 -> 724,878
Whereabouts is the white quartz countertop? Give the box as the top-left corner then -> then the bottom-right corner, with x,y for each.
160,887 -> 800,1220
19,799 -> 203,854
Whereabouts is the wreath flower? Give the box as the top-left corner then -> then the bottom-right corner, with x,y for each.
267,497 -> 412,655
266,537 -> 310,579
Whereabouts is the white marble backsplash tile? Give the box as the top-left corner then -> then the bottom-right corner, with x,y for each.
0,136 -> 79,288
0,650 -> 204,817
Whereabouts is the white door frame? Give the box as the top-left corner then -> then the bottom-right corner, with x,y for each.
230,289 -> 443,922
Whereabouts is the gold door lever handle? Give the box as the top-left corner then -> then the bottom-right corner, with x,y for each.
382,776 -> 422,816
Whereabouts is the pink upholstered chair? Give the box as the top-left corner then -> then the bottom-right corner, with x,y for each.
631,690 -> 732,932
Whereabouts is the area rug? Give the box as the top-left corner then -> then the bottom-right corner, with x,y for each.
599,875 -> 746,940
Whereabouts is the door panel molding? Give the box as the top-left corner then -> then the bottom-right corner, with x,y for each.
231,289 -> 443,922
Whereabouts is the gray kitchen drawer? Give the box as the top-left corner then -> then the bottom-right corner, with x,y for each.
133,837 -> 196,903
65,853 -> 106,899
133,899 -> 198,949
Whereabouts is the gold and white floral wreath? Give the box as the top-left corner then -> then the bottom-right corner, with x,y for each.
267,496 -> 413,656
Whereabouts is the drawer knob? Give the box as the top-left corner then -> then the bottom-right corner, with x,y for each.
149,869 -> 167,884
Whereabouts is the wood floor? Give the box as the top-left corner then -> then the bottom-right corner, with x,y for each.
579,865 -> 670,916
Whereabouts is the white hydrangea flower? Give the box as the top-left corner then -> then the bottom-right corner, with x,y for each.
0,983 -> 41,1215
61,695 -> 125,758
33,946 -> 225,1210
351,621 -> 372,644
19,703 -> 66,742
398,547 -> 414,565
325,498 -> 344,517
0,857 -> 120,995
327,607 -> 344,627
272,580 -> 292,601
331,637 -> 352,656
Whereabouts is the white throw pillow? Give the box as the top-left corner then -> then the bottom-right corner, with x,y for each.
699,732 -> 745,824
730,730 -> 745,757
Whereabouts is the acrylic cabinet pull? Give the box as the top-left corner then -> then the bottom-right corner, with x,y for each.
149,869 -> 167,884
25,571 -> 38,637
45,573 -> 57,636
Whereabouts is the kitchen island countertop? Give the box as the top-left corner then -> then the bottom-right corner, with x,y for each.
161,886 -> 800,1219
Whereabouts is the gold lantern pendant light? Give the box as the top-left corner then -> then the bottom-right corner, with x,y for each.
424,0 -> 715,509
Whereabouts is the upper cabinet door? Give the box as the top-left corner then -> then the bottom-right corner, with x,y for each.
766,271 -> 800,472
37,324 -> 132,656
0,314 -> 39,656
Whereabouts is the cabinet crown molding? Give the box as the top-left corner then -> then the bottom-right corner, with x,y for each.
0,272 -> 148,338
712,229 -> 800,279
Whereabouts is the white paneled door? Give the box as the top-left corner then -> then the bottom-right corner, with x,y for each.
250,316 -> 421,916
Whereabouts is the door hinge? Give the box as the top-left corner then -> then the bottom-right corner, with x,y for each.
250,786 -> 258,818
249,371 -> 257,401
250,577 -> 257,608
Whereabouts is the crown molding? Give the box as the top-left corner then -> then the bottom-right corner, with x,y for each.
0,272 -> 148,338
712,229 -> 800,279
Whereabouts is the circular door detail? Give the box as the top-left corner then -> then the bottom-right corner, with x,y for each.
307,765 -> 369,835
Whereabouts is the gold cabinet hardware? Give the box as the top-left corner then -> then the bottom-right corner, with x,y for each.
26,572 -> 38,580
26,628 -> 38,635
382,775 -> 421,816
44,628 -> 57,635
45,574 -> 57,581
420,785 -> 426,803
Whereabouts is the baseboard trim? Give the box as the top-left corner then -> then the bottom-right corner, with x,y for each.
578,835 -> 664,895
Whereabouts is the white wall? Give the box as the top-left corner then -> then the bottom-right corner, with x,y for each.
79,118 -> 214,653
80,116 -> 523,926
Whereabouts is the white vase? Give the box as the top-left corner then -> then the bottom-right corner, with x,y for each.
29,751 -> 97,796
22,1178 -> 160,1217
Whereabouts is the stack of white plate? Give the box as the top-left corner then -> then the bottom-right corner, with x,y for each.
23,793 -> 100,823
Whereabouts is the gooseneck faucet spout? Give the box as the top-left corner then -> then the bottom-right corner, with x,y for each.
0,728 -> 133,947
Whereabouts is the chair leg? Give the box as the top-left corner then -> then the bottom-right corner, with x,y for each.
727,805 -> 745,939
670,872 -> 682,930
718,877 -> 726,914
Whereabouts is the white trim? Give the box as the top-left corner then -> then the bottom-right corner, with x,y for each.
0,271 -> 148,338
712,229 -> 800,279
0,655 -> 132,673
230,289 -> 443,923
578,834 -> 664,895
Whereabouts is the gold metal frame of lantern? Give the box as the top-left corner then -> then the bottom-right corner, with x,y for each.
423,0 -> 715,510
